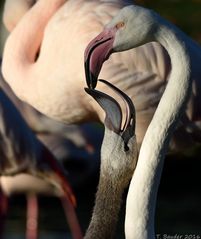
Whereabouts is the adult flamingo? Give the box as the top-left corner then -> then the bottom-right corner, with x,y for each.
0,69 -> 102,185
2,0 -> 175,145
2,0 -> 201,149
0,64 -> 101,239
0,84 -> 82,239
84,4 -> 201,239
0,62 -> 93,152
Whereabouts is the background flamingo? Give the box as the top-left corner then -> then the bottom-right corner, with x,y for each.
0,58 -> 101,183
1,0 -> 170,144
0,62 -> 105,238
2,0 -> 201,151
0,67 -> 83,238
1,88 -> 82,238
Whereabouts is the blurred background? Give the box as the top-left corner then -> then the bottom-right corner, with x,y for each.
137,0 -> 201,44
1,0 -> 201,53
0,0 -> 201,239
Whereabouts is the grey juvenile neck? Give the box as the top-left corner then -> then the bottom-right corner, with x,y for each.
84,173 -> 123,239
85,129 -> 137,239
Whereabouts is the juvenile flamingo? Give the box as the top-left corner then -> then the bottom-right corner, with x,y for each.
84,79 -> 137,239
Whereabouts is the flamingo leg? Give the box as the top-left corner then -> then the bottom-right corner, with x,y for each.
0,187 -> 8,239
41,148 -> 82,238
26,194 -> 38,239
60,195 -> 83,239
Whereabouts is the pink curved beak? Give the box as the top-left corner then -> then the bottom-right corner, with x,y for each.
84,28 -> 116,89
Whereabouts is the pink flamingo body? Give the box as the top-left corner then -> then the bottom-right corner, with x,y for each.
0,74 -> 82,238
2,0 -> 201,148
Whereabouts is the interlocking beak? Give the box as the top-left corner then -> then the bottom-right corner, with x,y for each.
84,29 -> 116,89
85,79 -> 135,150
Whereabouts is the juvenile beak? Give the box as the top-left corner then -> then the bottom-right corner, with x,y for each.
84,29 -> 116,89
85,87 -> 122,134
85,79 -> 135,150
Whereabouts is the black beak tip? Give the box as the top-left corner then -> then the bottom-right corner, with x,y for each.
88,72 -> 98,89
84,87 -> 91,94
84,87 -> 96,99
84,62 -> 98,89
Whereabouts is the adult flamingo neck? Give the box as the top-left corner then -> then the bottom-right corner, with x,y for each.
4,0 -> 65,63
125,22 -> 191,239
2,0 -> 65,99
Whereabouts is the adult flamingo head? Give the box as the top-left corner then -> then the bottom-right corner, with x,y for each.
84,5 -> 157,89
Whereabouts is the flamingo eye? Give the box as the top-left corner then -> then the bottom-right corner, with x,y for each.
116,22 -> 125,29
